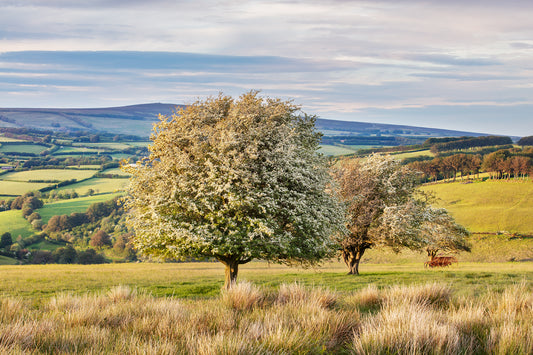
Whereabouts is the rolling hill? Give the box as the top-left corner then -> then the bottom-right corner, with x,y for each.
0,103 -> 488,141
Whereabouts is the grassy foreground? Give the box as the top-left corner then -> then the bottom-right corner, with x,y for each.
0,281 -> 531,354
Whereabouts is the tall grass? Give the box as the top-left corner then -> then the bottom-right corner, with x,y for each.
0,282 -> 531,354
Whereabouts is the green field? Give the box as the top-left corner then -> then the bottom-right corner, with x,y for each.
0,209 -> 33,239
319,144 -> 357,156
1,169 -> 96,182
0,180 -> 51,195
37,193 -> 123,223
422,180 -> 533,234
0,136 -> 26,142
0,261 -> 530,299
72,142 -> 133,150
53,146 -> 102,154
0,255 -> 18,265
0,143 -> 47,154
56,177 -> 128,195
101,167 -> 131,176
392,149 -> 434,159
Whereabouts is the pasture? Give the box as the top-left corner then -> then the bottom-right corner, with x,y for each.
0,209 -> 33,239
1,169 -> 96,182
0,143 -> 47,154
36,193 -> 123,223
319,144 -> 357,156
56,177 -> 128,195
0,261 -> 531,299
422,180 -> 533,234
0,180 -> 51,196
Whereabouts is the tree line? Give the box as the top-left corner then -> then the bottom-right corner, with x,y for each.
408,147 -> 532,182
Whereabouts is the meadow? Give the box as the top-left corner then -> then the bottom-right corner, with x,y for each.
55,178 -> 128,196
1,169 -> 96,182
422,180 -> 533,234
36,192 -> 123,223
0,180 -> 51,196
0,262 -> 531,354
0,144 -> 47,154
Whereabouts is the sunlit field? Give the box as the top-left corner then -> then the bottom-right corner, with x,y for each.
422,180 -> 533,234
0,263 -> 531,354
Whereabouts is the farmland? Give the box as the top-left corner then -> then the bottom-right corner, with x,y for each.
36,193 -> 123,223
2,169 -> 96,182
421,180 -> 533,234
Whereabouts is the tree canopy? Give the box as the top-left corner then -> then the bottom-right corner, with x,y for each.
124,92 -> 342,288
333,154 -> 470,275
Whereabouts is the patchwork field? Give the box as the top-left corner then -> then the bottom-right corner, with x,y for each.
1,169 -> 96,182
0,143 -> 47,154
0,209 -> 33,239
422,180 -> 533,234
36,192 -> 123,223
56,177 -> 128,195
318,144 -> 357,156
0,180 -> 51,195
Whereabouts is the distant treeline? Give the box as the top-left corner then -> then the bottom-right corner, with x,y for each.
428,136 -> 513,154
408,147 -> 533,182
518,136 -> 533,146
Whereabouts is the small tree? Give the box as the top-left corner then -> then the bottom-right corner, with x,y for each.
0,232 -> 12,249
90,230 -> 112,248
333,154 -> 469,275
124,92 -> 341,289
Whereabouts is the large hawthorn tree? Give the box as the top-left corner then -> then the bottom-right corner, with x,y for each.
333,154 -> 470,275
124,92 -> 341,289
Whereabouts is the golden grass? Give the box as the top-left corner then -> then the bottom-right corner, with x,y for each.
0,282 -> 531,354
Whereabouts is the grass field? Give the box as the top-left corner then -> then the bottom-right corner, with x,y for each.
0,180 -> 51,196
53,146 -> 102,154
2,169 -> 96,182
101,167 -> 131,176
0,261 -> 531,299
422,180 -> 533,234
37,193 -> 123,223
319,144 -> 357,156
56,177 -> 128,195
72,142 -> 133,150
0,255 -> 18,265
0,209 -> 33,239
391,149 -> 434,159
0,143 -> 47,154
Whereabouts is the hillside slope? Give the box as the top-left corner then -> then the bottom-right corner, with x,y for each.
1,103 -> 487,139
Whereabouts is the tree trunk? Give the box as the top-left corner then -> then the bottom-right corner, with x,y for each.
224,261 -> 239,290
342,246 -> 366,275
218,257 -> 240,290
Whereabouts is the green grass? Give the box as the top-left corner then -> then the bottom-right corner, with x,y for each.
56,177 -> 128,195
0,181 -> 51,195
0,255 -> 18,265
101,167 -> 131,176
0,209 -> 33,239
319,144 -> 357,156
0,143 -> 47,154
0,136 -> 26,142
0,261 -> 530,299
72,142 -> 133,150
65,165 -> 102,170
53,146 -> 102,154
421,180 -> 533,234
1,169 -> 96,182
391,149 -> 434,159
37,193 -> 123,222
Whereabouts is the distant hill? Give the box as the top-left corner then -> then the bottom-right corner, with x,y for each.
0,103 -> 489,142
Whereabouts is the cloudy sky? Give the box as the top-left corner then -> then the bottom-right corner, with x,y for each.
1,0 -> 532,136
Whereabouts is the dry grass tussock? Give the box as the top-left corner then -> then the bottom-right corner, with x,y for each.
0,282 -> 531,354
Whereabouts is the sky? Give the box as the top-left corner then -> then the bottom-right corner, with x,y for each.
0,0 -> 532,136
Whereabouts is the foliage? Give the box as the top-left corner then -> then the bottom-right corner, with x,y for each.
333,154 -> 469,275
429,135 -> 513,154
124,92 -> 342,288
90,230 -> 112,248
0,232 -> 12,249
518,135 -> 533,146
